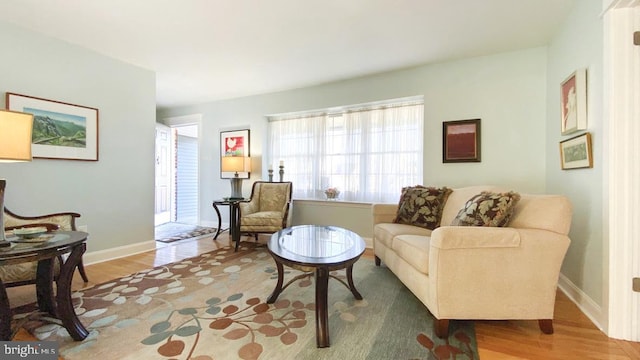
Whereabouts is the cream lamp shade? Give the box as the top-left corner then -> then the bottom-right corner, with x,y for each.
221,156 -> 251,173
0,109 -> 33,162
0,109 -> 34,245
221,156 -> 251,199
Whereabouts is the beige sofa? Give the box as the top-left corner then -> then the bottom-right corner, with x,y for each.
372,185 -> 572,337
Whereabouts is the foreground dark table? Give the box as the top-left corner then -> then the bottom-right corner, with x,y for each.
0,230 -> 89,341
266,225 -> 365,348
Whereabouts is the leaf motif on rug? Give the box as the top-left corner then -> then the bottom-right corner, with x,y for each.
22,243 -> 478,360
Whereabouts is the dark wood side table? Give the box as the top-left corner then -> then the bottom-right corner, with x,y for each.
266,225 -> 366,348
212,199 -> 247,251
0,231 -> 89,341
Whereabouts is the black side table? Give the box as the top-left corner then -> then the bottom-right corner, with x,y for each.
212,199 -> 246,251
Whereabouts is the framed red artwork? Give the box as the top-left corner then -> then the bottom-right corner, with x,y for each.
442,119 -> 481,163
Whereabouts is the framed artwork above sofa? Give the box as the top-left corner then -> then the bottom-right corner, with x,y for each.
442,119 -> 481,163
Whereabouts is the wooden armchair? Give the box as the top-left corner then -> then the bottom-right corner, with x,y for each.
2,208 -> 89,287
239,181 -> 292,244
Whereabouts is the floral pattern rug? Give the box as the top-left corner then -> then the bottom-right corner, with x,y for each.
22,243 -> 478,360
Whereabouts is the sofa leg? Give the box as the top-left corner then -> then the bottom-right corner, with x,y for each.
538,319 -> 554,334
434,319 -> 449,338
374,256 -> 381,266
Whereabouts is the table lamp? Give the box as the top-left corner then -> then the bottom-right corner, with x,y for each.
0,109 -> 34,246
221,156 -> 250,199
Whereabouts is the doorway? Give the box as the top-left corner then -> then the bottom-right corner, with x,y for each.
154,121 -> 200,233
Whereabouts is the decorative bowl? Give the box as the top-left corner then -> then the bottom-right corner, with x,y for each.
13,226 -> 48,239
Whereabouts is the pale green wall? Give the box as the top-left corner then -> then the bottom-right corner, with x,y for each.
0,21 -> 157,252
546,0 -> 604,306
158,47 -> 549,232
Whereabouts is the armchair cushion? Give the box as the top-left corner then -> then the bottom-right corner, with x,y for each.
450,191 -> 521,227
240,211 -> 284,232
0,260 -> 61,284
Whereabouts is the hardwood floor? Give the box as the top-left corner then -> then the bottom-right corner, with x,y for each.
8,233 -> 640,359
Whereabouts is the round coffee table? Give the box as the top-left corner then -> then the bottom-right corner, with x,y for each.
266,225 -> 365,348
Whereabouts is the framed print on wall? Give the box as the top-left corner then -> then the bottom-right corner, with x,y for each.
560,68 -> 587,135
442,119 -> 481,163
220,129 -> 250,179
6,92 -> 99,161
560,132 -> 593,170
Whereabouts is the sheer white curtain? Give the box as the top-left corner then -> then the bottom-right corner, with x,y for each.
268,97 -> 423,203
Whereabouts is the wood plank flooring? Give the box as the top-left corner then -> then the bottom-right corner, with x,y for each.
8,233 -> 640,359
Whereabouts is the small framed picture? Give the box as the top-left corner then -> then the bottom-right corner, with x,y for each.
560,132 -> 593,170
6,92 -> 99,161
560,69 -> 587,135
220,129 -> 250,179
442,119 -> 481,163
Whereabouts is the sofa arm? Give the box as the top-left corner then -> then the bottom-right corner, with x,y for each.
430,226 -> 521,249
428,227 -> 570,319
372,203 -> 398,225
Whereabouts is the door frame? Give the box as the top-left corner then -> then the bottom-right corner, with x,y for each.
158,114 -> 203,225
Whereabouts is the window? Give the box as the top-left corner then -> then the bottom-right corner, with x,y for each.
267,96 -> 423,203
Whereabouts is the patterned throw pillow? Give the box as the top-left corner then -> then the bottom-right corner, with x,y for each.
394,186 -> 453,230
451,191 -> 521,227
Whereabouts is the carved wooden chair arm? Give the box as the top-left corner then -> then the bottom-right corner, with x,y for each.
4,208 -> 80,231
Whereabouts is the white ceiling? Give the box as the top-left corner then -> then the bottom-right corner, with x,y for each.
0,0 -> 576,109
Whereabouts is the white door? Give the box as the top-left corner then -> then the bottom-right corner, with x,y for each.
155,123 -> 172,225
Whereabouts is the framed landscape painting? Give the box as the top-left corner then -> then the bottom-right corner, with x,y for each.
560,132 -> 593,170
6,93 -> 99,161
220,129 -> 250,179
443,119 -> 481,163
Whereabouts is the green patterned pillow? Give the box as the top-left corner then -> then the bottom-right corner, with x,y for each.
394,186 -> 453,230
451,191 -> 521,227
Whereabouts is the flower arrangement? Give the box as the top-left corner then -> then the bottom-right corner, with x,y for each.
324,187 -> 340,200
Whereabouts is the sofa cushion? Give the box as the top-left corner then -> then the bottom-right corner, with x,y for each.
451,191 -> 521,227
394,186 -> 452,230
391,235 -> 431,275
374,223 -> 431,249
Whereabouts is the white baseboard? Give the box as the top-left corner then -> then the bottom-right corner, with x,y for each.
363,236 -> 373,249
557,273 -> 605,333
82,240 -> 157,266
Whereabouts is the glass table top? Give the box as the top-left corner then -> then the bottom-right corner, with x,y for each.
268,225 -> 365,265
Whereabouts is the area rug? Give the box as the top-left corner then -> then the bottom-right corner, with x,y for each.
22,243 -> 478,360
155,224 -> 218,243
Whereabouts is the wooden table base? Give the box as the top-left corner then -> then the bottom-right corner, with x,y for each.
266,259 -> 362,348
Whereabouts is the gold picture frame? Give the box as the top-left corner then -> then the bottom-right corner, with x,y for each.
560,132 -> 592,170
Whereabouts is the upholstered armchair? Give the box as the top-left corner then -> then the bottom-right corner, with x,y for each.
1,208 -> 89,287
239,181 -> 292,242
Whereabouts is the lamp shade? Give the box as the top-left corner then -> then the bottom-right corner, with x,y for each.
0,109 -> 33,162
221,156 -> 251,173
